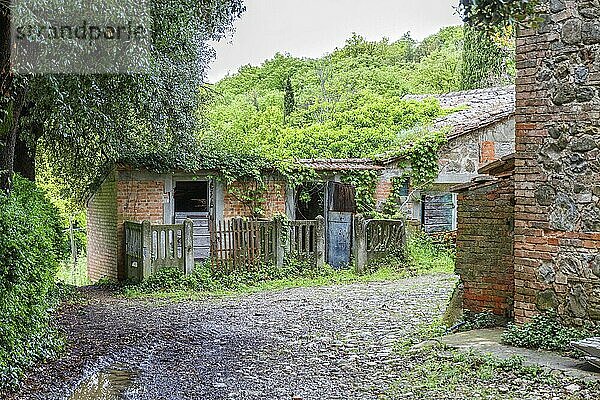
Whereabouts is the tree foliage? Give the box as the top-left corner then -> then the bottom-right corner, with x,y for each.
457,0 -> 540,32
202,28 -> 465,166
1,0 -> 245,199
461,26 -> 514,90
0,175 -> 64,392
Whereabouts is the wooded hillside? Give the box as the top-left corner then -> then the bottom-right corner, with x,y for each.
201,27 -> 457,162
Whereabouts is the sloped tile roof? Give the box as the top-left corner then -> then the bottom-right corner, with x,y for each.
295,158 -> 384,171
404,85 -> 515,139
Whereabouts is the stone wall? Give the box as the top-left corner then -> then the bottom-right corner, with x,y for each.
436,117 -> 515,185
514,0 -> 600,325
455,176 -> 515,317
86,171 -> 118,282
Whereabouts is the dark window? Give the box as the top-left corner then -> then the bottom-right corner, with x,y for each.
394,177 -> 410,197
296,182 -> 325,220
174,181 -> 208,212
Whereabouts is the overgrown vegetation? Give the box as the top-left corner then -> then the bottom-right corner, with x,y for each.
387,349 -> 584,399
457,310 -> 507,331
502,311 -> 600,353
124,231 -> 455,299
405,231 -> 455,274
0,175 -> 65,392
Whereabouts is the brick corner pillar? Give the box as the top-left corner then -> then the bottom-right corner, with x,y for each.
513,0 -> 600,325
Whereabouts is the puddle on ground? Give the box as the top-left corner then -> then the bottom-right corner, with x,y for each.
68,363 -> 139,400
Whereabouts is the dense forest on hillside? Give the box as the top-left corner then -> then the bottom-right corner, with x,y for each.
200,26 -> 513,163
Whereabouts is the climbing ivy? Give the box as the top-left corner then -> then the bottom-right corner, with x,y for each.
341,170 -> 380,214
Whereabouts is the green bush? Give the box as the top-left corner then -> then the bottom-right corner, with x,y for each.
0,176 -> 65,392
130,258 -> 338,295
502,311 -> 600,353
406,231 -> 455,274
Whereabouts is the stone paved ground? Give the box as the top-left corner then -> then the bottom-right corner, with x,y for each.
12,274 -> 456,400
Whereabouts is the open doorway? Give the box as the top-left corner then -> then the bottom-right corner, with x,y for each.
295,182 -> 325,220
173,181 -> 210,260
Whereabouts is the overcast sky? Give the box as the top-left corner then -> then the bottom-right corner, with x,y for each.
207,0 -> 463,82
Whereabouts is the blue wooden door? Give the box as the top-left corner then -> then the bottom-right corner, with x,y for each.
327,211 -> 352,269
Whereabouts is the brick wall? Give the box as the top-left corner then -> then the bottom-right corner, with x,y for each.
455,176 -> 515,317
86,170 -> 118,282
223,179 -> 286,219
115,173 -> 165,279
374,177 -> 392,208
480,141 -> 496,164
514,0 -> 600,325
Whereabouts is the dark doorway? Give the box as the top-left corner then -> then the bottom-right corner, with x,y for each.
174,181 -> 210,260
295,182 -> 325,220
174,181 -> 208,213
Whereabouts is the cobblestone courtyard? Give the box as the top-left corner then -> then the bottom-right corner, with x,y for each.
13,274 -> 455,399
11,273 -> 600,400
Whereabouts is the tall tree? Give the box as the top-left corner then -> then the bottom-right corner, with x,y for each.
283,76 -> 295,124
1,0 -> 246,198
460,26 -> 513,90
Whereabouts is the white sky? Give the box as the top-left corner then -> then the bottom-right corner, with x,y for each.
207,0 -> 463,83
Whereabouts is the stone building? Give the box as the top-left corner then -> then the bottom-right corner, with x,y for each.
454,0 -> 600,326
382,86 -> 516,232
513,0 -> 600,325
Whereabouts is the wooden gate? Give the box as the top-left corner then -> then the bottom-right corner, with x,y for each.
210,217 -> 326,272
124,219 -> 194,281
353,216 -> 406,272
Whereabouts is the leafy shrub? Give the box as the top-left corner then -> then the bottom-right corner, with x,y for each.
502,311 -> 600,352
406,231 -> 455,274
0,176 -> 65,392
458,311 -> 507,332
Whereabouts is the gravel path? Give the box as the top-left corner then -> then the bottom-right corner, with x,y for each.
13,274 -> 456,400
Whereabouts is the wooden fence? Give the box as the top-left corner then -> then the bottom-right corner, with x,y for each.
124,220 -> 194,281
353,216 -> 406,272
210,216 -> 325,272
124,214 -> 405,278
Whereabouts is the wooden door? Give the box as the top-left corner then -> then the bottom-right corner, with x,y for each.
326,182 -> 355,269
421,193 -> 455,233
173,181 -> 210,260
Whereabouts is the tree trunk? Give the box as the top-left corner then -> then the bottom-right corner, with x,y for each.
14,130 -> 36,181
1,1 -> 13,193
0,91 -> 25,192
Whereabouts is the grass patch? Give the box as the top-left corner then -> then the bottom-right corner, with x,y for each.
56,255 -> 90,287
387,350 -> 567,399
405,232 -> 454,275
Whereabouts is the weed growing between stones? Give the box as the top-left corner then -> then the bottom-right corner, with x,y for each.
502,311 -> 600,354
385,348 -> 600,400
